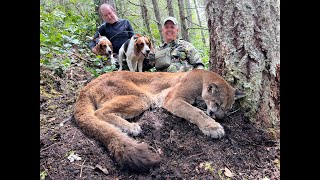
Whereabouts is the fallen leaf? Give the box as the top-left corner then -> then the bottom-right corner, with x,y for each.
199,162 -> 204,168
67,153 -> 82,162
273,158 -> 280,169
224,167 -> 234,177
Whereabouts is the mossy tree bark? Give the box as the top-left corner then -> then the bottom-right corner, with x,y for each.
206,0 -> 280,134
139,0 -> 154,45
167,0 -> 174,17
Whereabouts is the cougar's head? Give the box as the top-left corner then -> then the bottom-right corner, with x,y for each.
202,82 -> 245,119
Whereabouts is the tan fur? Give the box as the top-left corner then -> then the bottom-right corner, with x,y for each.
74,69 -> 244,172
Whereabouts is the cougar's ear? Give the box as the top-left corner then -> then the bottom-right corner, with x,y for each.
235,89 -> 246,100
207,83 -> 218,94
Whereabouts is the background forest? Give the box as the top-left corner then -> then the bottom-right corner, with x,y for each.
40,0 -> 210,77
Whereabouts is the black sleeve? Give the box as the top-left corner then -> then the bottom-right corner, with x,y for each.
89,31 -> 99,49
89,25 -> 106,49
126,20 -> 134,38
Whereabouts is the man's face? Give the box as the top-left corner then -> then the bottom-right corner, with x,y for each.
100,6 -> 118,24
162,21 -> 179,43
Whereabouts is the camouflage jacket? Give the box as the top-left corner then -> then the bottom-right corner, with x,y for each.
153,39 -> 204,72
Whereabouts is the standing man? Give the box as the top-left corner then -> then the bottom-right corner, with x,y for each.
152,16 -> 204,72
89,3 -> 134,66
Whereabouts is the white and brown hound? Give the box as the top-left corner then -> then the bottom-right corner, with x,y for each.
118,34 -> 154,72
92,34 -> 115,64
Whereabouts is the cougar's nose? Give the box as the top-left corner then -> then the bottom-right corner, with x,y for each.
207,109 -> 216,118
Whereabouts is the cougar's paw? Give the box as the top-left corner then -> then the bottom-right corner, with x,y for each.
200,122 -> 225,139
126,122 -> 142,136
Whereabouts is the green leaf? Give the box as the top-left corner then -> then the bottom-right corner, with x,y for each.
71,39 -> 80,45
40,171 -> 47,180
63,43 -> 72,48
40,48 -> 48,55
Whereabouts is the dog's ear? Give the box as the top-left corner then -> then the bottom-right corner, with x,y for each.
146,36 -> 155,52
133,34 -> 140,41
108,42 -> 113,50
133,35 -> 140,42
132,35 -> 138,41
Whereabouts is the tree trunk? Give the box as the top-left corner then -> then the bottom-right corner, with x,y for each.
185,0 -> 193,40
151,0 -> 164,43
206,0 -> 280,133
139,0 -> 154,45
167,0 -> 174,17
177,0 -> 190,42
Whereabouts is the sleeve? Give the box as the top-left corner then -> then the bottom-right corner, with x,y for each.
126,20 -> 135,38
186,42 -> 204,68
89,25 -> 106,49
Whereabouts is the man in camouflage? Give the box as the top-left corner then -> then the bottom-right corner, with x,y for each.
146,16 -> 204,72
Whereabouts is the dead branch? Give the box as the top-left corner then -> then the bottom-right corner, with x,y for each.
226,108 -> 240,116
170,130 -> 174,143
80,160 -> 86,178
42,165 -> 52,179
40,143 -> 59,152
72,53 -> 91,63
59,115 -> 73,126
186,152 -> 205,161
72,162 -> 95,169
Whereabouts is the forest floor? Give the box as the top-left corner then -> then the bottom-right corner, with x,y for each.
40,64 -> 280,180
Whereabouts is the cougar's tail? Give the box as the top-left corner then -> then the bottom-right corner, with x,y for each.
74,92 -> 160,172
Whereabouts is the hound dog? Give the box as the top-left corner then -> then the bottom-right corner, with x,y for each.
118,34 -> 154,72
92,34 -> 115,65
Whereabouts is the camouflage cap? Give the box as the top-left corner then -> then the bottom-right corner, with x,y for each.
163,16 -> 178,26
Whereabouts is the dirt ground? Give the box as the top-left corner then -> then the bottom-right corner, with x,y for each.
40,64 -> 280,180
